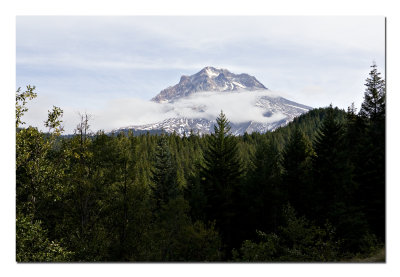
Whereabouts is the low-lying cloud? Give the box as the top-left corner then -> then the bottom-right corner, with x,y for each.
88,90 -> 287,133
23,90 -> 292,134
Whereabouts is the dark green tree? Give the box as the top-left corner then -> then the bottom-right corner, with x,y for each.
233,204 -> 341,262
244,137 -> 282,238
359,63 -> 385,121
201,111 -> 243,256
312,106 -> 369,252
313,107 -> 349,216
151,135 -> 180,208
357,63 -> 386,241
281,128 -> 314,217
146,197 -> 222,261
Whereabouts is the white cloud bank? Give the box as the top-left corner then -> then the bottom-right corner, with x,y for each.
93,90 -> 288,132
23,90 -> 291,134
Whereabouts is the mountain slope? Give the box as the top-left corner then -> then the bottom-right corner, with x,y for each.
119,95 -> 311,136
115,66 -> 312,136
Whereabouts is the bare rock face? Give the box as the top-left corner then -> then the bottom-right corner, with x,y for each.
151,66 -> 267,103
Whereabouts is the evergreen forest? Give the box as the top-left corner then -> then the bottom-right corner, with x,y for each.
16,64 -> 385,262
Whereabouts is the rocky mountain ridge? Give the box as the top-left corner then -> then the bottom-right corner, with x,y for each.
152,66 -> 267,103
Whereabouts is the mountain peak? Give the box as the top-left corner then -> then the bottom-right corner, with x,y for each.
151,66 -> 267,103
199,66 -> 223,76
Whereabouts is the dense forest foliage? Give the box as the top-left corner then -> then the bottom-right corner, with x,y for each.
16,64 -> 385,262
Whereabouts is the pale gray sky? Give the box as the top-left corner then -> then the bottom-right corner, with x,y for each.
16,16 -> 385,133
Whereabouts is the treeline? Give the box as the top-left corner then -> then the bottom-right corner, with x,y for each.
16,64 -> 385,262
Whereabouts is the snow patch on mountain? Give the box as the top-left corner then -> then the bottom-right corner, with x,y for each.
107,66 -> 312,136
151,66 -> 267,103
205,67 -> 219,78
112,89 -> 312,136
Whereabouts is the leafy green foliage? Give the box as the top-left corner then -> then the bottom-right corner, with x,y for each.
16,213 -> 73,262
16,85 -> 37,128
45,106 -> 64,135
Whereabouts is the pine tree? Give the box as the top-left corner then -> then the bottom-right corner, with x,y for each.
311,106 -> 370,251
357,63 -> 386,241
312,107 -> 352,215
345,103 -> 368,205
281,127 -> 314,217
359,63 -> 385,121
151,135 -> 179,209
201,111 -> 243,255
245,137 -> 282,237
202,111 -> 243,187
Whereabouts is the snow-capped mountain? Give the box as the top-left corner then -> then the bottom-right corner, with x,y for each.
114,66 -> 312,136
152,66 -> 267,103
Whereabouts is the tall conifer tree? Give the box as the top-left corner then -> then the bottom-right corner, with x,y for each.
245,138 -> 282,237
313,107 -> 351,215
312,106 -> 370,251
281,128 -> 314,217
358,63 -> 386,241
201,111 -> 243,256
151,135 -> 179,208
359,63 -> 385,121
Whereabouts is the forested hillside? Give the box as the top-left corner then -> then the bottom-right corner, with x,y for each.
15,64 -> 385,262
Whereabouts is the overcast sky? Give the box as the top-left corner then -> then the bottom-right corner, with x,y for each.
16,16 -> 385,133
